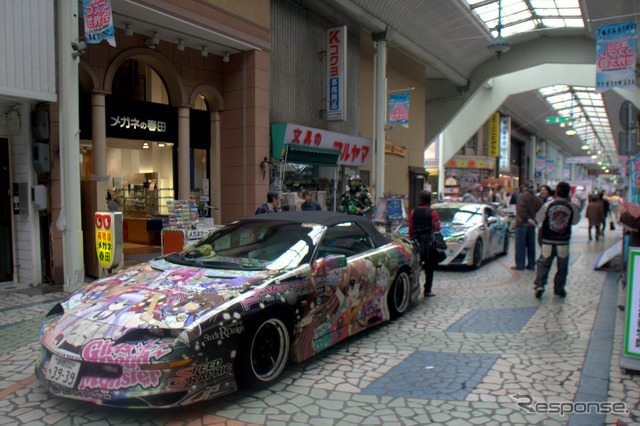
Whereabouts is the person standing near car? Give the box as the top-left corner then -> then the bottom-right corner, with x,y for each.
409,190 -> 440,297
512,184 -> 542,271
300,190 -> 322,211
255,192 -> 282,214
533,181 -> 580,298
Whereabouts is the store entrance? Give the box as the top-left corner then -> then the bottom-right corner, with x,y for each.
0,139 -> 13,281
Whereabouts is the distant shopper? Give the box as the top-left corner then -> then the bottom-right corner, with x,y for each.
533,181 -> 580,298
255,192 -> 282,214
536,185 -> 554,246
409,190 -> 440,298
609,190 -> 622,225
301,190 -> 322,211
462,191 -> 477,203
599,190 -> 611,236
107,192 -> 118,212
585,193 -> 605,241
512,184 -> 542,271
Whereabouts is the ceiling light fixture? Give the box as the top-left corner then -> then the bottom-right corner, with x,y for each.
177,39 -> 185,51
591,154 -> 598,159
222,52 -> 230,63
487,0 -> 511,58
146,32 -> 160,49
201,46 -> 208,57
565,128 -> 577,136
581,143 -> 589,150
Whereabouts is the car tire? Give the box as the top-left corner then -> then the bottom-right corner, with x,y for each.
235,313 -> 290,389
498,233 -> 509,257
472,240 -> 483,269
387,270 -> 411,319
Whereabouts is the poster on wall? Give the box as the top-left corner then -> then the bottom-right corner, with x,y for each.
326,26 -> 347,121
631,153 -> 640,204
596,21 -> 637,93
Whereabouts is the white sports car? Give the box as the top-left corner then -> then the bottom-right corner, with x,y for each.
396,203 -> 509,269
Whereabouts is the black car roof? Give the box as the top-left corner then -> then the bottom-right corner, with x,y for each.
240,211 -> 391,247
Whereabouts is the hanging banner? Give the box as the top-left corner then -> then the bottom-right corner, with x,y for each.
536,156 -> 546,171
546,160 -> 555,175
595,21 -> 637,93
488,113 -> 500,157
82,0 -> 116,47
389,93 -> 410,128
498,116 -> 511,172
327,26 -> 347,121
563,166 -> 571,179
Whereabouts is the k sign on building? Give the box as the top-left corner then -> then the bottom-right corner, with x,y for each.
327,26 -> 347,121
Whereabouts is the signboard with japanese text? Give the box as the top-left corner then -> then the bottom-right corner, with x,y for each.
82,0 -> 116,47
272,123 -> 372,166
95,211 -> 122,269
563,166 -> 571,179
498,116 -> 511,172
488,113 -> 500,157
621,248 -> 640,371
546,160 -> 555,175
596,21 -> 637,93
327,26 -> 347,121
536,156 -> 546,171
105,97 -> 177,142
389,93 -> 410,128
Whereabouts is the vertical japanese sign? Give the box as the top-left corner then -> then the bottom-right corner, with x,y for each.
82,0 -> 116,47
327,26 -> 347,121
546,160 -> 555,175
498,116 -> 511,172
389,93 -> 410,128
488,112 -> 500,157
596,21 -> 637,93
95,212 -> 115,268
563,166 -> 571,179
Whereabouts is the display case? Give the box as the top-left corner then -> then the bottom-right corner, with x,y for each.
120,187 -> 158,217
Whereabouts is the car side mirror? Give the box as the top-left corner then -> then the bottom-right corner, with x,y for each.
322,254 -> 347,271
487,216 -> 497,224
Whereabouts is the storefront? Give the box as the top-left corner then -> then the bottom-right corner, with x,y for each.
444,156 -> 497,201
270,123 -> 372,211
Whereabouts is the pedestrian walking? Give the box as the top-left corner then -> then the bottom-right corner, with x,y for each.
599,190 -> 610,237
409,190 -> 440,297
533,181 -> 580,298
609,190 -> 622,226
536,185 -> 554,246
585,193 -> 605,241
512,184 -> 542,271
255,191 -> 282,214
300,190 -> 322,211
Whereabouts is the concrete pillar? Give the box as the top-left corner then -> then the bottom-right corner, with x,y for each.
91,92 -> 107,178
178,107 -> 190,200
58,0 -> 84,292
374,39 -> 387,202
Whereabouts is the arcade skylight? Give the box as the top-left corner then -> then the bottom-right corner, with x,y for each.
465,0 -> 584,38
538,85 -> 617,168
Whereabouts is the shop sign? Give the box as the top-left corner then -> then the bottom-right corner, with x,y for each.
327,26 -> 347,122
622,248 -> 640,370
447,158 -> 495,170
498,116 -> 511,172
272,123 -> 371,166
488,112 -> 500,157
425,158 -> 438,168
385,140 -> 407,157
95,211 -> 122,269
566,156 -> 597,164
105,97 -> 178,143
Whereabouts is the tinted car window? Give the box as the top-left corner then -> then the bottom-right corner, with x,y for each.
317,222 -> 374,258
436,206 -> 483,226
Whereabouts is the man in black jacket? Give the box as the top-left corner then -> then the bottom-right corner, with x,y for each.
533,181 -> 580,298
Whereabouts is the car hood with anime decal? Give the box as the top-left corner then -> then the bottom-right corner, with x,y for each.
36,212 -> 420,408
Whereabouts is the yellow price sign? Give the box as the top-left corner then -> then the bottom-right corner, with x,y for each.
95,212 -> 115,268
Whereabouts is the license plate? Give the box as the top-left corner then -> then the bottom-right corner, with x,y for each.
47,355 -> 80,388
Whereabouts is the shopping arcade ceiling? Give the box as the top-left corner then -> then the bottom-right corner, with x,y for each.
326,0 -> 640,173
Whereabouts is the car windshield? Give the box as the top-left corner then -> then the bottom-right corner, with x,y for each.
435,205 -> 483,226
166,220 -> 325,270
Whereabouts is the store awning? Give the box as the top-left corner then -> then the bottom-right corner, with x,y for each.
284,144 -> 341,166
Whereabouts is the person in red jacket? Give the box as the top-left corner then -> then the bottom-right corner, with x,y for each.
409,190 -> 440,297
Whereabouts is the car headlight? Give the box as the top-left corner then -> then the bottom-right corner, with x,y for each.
450,234 -> 467,244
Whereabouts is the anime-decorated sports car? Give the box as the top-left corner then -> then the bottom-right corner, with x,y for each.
433,203 -> 509,268
395,203 -> 508,269
36,212 -> 421,408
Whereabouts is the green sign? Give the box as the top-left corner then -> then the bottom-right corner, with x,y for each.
544,117 -> 569,123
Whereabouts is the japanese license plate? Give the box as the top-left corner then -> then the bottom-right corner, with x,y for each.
47,355 -> 80,388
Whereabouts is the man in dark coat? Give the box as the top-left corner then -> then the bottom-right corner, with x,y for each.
300,190 -> 322,211
512,184 -> 542,270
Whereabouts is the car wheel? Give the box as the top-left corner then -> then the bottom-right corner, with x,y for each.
236,313 -> 290,388
498,233 -> 509,257
387,270 -> 411,319
472,240 -> 483,269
